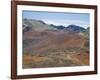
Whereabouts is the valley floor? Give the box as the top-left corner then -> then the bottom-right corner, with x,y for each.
23,51 -> 89,68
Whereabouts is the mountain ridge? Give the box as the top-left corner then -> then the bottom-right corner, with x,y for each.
23,19 -> 87,33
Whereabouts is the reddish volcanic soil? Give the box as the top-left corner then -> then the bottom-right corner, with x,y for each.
23,30 -> 89,68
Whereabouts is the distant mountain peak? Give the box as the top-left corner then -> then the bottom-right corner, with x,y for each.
50,24 -> 65,30
64,24 -> 86,33
37,20 -> 46,25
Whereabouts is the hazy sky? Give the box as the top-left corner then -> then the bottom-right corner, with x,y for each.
23,10 -> 90,28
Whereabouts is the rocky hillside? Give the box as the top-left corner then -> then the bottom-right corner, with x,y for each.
22,19 -> 89,68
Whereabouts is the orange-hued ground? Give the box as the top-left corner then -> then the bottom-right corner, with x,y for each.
23,53 -> 89,68
23,30 -> 89,68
